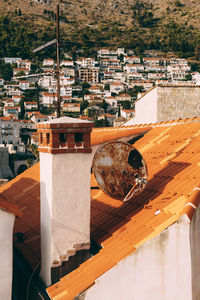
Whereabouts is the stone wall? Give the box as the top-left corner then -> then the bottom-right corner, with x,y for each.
157,86 -> 200,122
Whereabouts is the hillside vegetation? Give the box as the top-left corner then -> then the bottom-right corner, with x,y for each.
0,0 -> 200,60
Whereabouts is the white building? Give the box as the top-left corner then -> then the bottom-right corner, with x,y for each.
0,117 -> 33,150
3,106 -> 20,117
4,57 -> 21,64
0,79 -> 4,86
105,96 -> 117,107
76,57 -> 96,68
41,92 -> 57,106
167,65 -> 191,81
43,59 -> 54,66
124,84 -> 200,126
24,102 -> 38,110
19,81 -> 30,90
12,95 -> 23,105
31,113 -> 49,124
17,60 -> 31,71
61,60 -> 74,67
13,68 -> 29,77
124,64 -> 145,73
110,82 -> 125,94
62,103 -> 80,113
38,75 -> 57,88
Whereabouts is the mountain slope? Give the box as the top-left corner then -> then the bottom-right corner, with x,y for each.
1,0 -> 200,30
0,0 -> 200,59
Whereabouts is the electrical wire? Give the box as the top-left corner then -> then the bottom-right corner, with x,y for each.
26,261 -> 41,300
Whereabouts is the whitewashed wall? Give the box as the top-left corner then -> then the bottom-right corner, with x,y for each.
80,215 -> 193,300
0,209 -> 15,300
124,87 -> 158,125
190,204 -> 200,300
40,152 -> 91,286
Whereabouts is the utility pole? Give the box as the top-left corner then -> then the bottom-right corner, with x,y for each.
56,4 -> 61,118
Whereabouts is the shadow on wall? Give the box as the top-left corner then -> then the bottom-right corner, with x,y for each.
0,171 -> 49,299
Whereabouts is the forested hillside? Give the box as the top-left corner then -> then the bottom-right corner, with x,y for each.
0,0 -> 200,61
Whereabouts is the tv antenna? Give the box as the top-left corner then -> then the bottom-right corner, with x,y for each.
92,141 -> 148,202
33,4 -> 61,117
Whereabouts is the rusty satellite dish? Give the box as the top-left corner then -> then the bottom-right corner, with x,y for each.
92,141 -> 148,202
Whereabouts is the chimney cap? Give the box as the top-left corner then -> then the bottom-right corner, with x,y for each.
37,117 -> 93,129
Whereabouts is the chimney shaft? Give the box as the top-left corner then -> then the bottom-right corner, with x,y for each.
37,117 -> 93,286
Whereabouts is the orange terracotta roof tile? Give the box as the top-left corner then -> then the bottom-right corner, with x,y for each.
91,127 -> 152,145
2,117 -> 200,298
0,163 -> 40,268
47,117 -> 200,299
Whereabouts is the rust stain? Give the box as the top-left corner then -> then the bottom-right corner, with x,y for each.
92,141 -> 148,201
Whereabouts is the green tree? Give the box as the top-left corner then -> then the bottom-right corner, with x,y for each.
18,100 -> 25,120
99,100 -> 109,113
185,73 -> 192,81
28,144 -> 39,161
121,101 -> 131,110
0,62 -> 13,81
16,70 -> 25,77
26,158 -> 33,168
175,1 -> 184,7
94,118 -> 109,128
118,104 -> 121,117
104,84 -> 110,90
195,44 -> 200,61
81,82 -> 91,89
23,89 -> 37,102
80,100 -> 89,114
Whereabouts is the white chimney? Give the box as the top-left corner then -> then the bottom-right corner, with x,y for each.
37,117 -> 93,286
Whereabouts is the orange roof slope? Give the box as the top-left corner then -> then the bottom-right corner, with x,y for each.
1,118 -> 200,298
0,164 -> 40,267
91,125 -> 152,145
0,125 -> 150,270
48,118 -> 200,299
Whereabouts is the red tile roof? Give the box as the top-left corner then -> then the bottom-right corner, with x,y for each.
1,117 -> 200,298
47,118 -> 200,299
0,117 -> 13,121
91,126 -> 151,145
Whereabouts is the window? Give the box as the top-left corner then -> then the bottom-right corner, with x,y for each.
60,133 -> 67,143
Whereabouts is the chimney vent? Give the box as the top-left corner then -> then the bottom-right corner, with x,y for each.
37,117 -> 93,286
37,117 -> 93,154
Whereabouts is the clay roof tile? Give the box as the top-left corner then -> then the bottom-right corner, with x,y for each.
2,117 -> 200,298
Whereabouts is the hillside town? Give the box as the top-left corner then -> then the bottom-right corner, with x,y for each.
2,36 -> 200,300
2,0 -> 200,298
0,48 -> 198,157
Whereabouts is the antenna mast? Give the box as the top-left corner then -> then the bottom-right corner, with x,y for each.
56,4 -> 61,118
32,4 -> 61,118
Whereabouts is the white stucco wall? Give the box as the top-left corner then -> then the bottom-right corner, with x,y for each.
190,205 -> 200,300
81,215 -> 192,300
124,87 -> 158,125
0,209 -> 15,300
40,152 -> 92,286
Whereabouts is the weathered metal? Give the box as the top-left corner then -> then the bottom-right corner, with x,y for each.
92,141 -> 148,201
